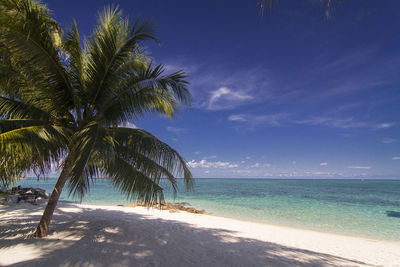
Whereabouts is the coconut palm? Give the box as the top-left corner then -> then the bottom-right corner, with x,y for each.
0,0 -> 193,238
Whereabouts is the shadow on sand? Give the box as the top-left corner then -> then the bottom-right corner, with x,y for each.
0,203 -> 373,267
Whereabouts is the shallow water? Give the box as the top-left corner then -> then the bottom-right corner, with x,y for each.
17,178 -> 400,241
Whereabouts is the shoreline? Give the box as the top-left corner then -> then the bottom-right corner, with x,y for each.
98,201 -> 399,243
1,202 -> 400,266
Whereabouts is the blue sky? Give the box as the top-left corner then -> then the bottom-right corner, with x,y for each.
46,0 -> 400,178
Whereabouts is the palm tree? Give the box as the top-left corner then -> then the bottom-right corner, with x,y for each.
0,0 -> 193,238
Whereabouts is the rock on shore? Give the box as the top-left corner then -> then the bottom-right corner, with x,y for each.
129,201 -> 206,214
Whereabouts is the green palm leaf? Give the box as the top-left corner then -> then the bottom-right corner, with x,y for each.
107,127 -> 193,191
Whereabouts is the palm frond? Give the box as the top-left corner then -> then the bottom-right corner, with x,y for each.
0,96 -> 53,120
0,124 -> 69,151
138,64 -> 191,106
102,87 -> 178,126
66,122 -> 101,199
98,62 -> 191,125
114,141 -> 178,196
0,118 -> 50,131
84,6 -> 158,113
104,155 -> 164,204
0,0 -> 75,113
259,0 -> 278,16
0,124 -> 68,176
63,19 -> 85,120
107,127 -> 193,191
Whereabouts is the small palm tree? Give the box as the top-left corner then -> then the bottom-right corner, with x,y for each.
0,0 -> 193,238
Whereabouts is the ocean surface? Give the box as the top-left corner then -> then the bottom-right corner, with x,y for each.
16,178 -> 400,242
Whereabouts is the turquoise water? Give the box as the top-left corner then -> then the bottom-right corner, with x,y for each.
17,178 -> 400,242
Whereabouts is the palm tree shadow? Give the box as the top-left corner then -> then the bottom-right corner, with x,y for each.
0,203 -> 374,267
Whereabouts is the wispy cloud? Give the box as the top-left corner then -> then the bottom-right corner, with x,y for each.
373,123 -> 395,130
119,122 -> 137,128
348,166 -> 372,170
163,63 -> 199,75
293,117 -> 394,130
392,157 -> 400,160
230,169 -> 373,179
207,87 -> 253,110
307,48 -> 397,100
228,113 -> 288,126
187,159 -> 238,169
381,138 -> 396,144
249,162 -> 271,168
228,113 -> 393,131
320,162 -> 328,166
168,63 -> 274,111
166,126 -> 187,134
294,117 -> 368,129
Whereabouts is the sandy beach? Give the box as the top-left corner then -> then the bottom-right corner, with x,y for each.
0,202 -> 399,267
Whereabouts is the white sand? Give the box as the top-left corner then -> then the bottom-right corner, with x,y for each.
1,202 -> 399,267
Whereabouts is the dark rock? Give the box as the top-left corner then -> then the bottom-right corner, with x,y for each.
129,200 -> 206,214
10,186 -> 48,205
386,211 -> 400,218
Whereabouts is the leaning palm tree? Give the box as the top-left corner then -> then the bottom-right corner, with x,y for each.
0,0 -> 193,238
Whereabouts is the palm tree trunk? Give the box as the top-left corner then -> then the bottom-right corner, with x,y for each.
33,152 -> 76,238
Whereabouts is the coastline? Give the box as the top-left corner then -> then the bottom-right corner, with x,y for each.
1,202 -> 399,266
15,178 -> 400,242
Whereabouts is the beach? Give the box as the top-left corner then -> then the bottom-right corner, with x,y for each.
1,202 -> 399,267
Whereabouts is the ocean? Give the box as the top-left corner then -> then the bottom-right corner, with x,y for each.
16,178 -> 400,242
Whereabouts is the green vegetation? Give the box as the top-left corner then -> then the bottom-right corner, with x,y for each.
0,0 -> 193,237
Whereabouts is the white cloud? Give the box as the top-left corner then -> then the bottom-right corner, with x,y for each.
245,156 -> 251,160
164,63 -> 199,75
228,114 -> 248,122
228,113 -> 288,126
185,65 -> 273,111
187,159 -> 238,169
292,161 -> 297,165
373,123 -> 395,130
119,121 -> 137,128
320,162 -> 328,166
294,117 -> 367,129
194,151 -> 201,155
227,113 -> 392,131
294,117 -> 394,130
392,157 -> 400,160
202,155 -> 217,160
207,87 -> 253,110
249,162 -> 271,168
166,126 -> 187,134
382,138 -> 396,144
50,160 -> 62,170
348,166 -> 372,170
